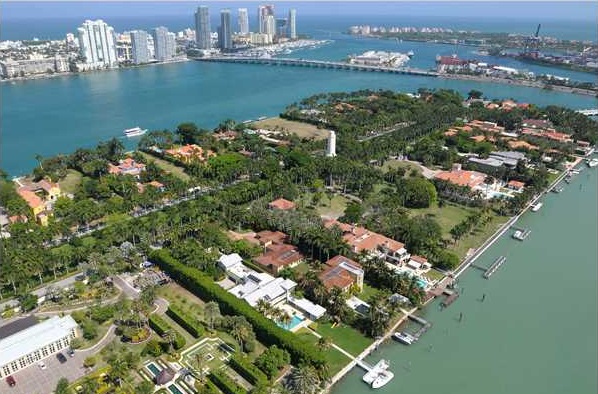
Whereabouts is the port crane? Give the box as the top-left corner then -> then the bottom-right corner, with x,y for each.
523,24 -> 541,58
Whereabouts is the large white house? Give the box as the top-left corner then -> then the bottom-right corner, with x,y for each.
0,315 -> 79,378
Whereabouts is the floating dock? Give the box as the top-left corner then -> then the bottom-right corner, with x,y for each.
440,292 -> 460,308
482,256 -> 507,279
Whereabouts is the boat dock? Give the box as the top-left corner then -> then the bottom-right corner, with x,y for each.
512,226 -> 531,241
407,314 -> 432,339
475,256 -> 507,279
440,291 -> 460,308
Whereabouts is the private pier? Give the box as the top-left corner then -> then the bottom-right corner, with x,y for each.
407,314 -> 432,339
472,256 -> 507,279
193,56 -> 439,77
440,291 -> 460,308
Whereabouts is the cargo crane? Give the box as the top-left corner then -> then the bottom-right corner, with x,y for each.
523,24 -> 541,59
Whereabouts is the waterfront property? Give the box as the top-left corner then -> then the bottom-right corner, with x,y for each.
323,219 -> 411,264
319,255 -> 365,292
164,144 -> 216,164
108,157 -> 146,177
14,178 -> 61,226
0,315 -> 79,378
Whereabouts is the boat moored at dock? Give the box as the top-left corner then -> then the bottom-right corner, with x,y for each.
513,229 -> 531,241
393,331 -> 417,345
587,158 -> 598,168
531,202 -> 543,212
362,359 -> 394,389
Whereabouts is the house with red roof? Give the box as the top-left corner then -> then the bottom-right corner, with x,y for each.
15,178 -> 62,226
506,180 -> 526,193
323,219 -> 410,264
165,144 -> 216,164
319,255 -> 364,292
108,158 -> 146,178
251,230 -> 304,275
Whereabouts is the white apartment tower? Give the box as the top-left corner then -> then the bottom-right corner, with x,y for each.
238,8 -> 249,35
258,5 -> 275,34
289,9 -> 297,39
263,14 -> 276,37
327,130 -> 337,157
153,26 -> 175,61
195,6 -> 211,50
77,19 -> 118,68
130,30 -> 150,64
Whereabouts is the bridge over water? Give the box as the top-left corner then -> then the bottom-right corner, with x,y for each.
192,56 -> 439,77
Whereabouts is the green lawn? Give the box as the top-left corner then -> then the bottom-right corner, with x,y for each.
407,203 -> 472,237
296,328 -> 351,375
423,269 -> 445,282
359,284 -> 382,304
298,192 -> 349,219
139,151 -> 191,181
312,321 -> 373,356
381,160 -> 422,176
448,214 -> 509,259
58,169 -> 83,194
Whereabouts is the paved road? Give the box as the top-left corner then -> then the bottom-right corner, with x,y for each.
0,273 -> 81,322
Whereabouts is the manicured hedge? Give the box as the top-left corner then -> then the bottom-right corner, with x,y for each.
150,249 -> 324,368
148,313 -> 186,350
208,370 -> 248,394
166,305 -> 204,338
229,356 -> 268,385
148,314 -> 170,336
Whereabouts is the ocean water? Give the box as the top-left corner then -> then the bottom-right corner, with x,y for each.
333,167 -> 598,394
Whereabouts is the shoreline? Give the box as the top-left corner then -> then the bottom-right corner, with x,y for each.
323,162 -> 579,393
439,74 -> 597,97
0,57 -> 190,84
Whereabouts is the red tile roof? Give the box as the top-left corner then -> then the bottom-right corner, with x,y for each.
268,198 -> 296,210
507,180 -> 525,189
435,169 -> 487,189
255,230 -> 287,246
323,219 -> 405,254
17,188 -> 44,209
319,255 -> 363,291
254,243 -> 304,273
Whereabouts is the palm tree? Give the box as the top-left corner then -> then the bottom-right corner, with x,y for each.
204,301 -> 221,331
231,318 -> 252,350
317,336 -> 332,351
256,299 -> 273,317
287,364 -> 321,394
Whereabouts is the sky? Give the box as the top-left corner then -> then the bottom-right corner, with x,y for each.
1,1 -> 596,21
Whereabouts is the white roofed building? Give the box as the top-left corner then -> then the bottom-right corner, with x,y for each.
0,315 -> 79,378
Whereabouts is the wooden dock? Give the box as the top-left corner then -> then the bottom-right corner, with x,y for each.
441,292 -> 460,308
407,314 -> 432,339
482,256 -> 507,279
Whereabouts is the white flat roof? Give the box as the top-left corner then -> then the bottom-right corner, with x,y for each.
0,315 -> 78,366
218,253 -> 243,270
288,296 -> 326,319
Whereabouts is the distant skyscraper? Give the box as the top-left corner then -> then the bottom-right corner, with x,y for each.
218,9 -> 233,51
195,6 -> 211,50
326,130 -> 337,157
263,14 -> 276,36
153,26 -> 175,61
258,5 -> 275,34
130,30 -> 150,64
238,8 -> 249,35
289,9 -> 297,39
77,19 -> 118,68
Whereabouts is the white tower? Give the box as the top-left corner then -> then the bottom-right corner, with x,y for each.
326,130 -> 337,157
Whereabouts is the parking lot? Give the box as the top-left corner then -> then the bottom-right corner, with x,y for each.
3,350 -> 88,394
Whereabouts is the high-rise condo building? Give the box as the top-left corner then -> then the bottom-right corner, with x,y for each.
153,26 -> 175,61
238,8 -> 249,35
258,5 -> 275,34
130,30 -> 150,64
77,19 -> 118,68
195,6 -> 211,50
218,9 -> 233,50
263,14 -> 276,37
326,130 -> 337,157
289,9 -> 297,39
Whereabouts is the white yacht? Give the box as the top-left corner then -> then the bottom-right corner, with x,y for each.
123,127 -> 147,137
587,158 -> 598,168
531,202 -> 543,212
362,359 -> 394,388
393,331 -> 417,345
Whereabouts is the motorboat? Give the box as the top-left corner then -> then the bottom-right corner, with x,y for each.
372,370 -> 394,389
587,158 -> 598,168
362,359 -> 394,388
393,331 -> 416,345
123,127 -> 147,137
531,202 -> 543,212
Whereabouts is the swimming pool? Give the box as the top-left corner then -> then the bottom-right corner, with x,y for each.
168,384 -> 185,394
277,315 -> 304,331
146,362 -> 161,377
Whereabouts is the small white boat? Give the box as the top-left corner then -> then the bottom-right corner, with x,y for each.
587,158 -> 598,168
407,50 -> 414,57
393,331 -> 416,345
362,359 -> 394,388
123,127 -> 147,137
531,202 -> 543,212
372,370 -> 394,389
